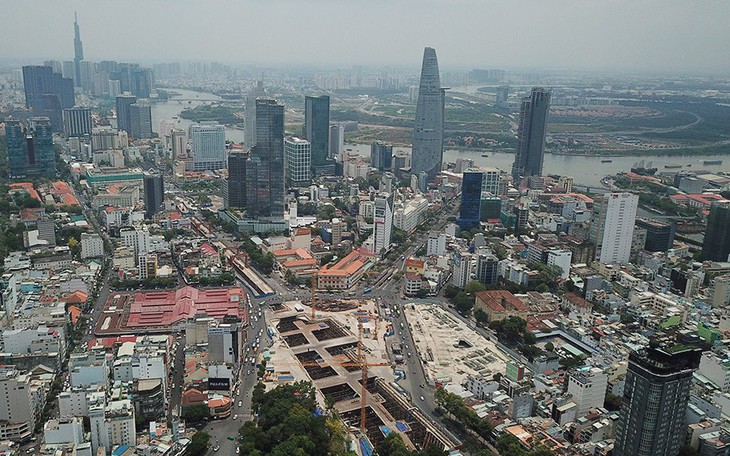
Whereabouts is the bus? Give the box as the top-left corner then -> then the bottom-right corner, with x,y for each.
363,288 -> 372,294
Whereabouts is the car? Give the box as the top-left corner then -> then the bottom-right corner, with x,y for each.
213,445 -> 220,452
238,401 -> 243,407
419,395 -> 425,401
236,448 -> 240,454
407,352 -> 412,357
232,414 -> 238,420
172,383 -> 176,389
419,384 -> 424,388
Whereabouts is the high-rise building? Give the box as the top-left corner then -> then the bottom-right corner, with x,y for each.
451,250 -> 472,288
129,103 -> 153,139
63,106 -> 92,137
73,12 -> 84,86
0,365 -> 35,442
246,99 -> 285,220
589,192 -> 639,264
373,193 -> 394,255
567,367 -> 608,417
702,200 -> 730,262
244,81 -> 265,151
411,47 -> 445,181
115,94 -> 137,134
190,124 -> 225,170
304,95 -> 333,176
475,248 -> 498,286
457,170 -> 484,230
130,68 -> 153,98
6,118 -> 56,179
614,342 -> 702,456
426,232 -> 446,256
511,88 -> 551,182
329,124 -> 344,160
370,141 -> 393,171
143,173 -> 164,219
224,150 -> 248,209
635,218 -> 675,252
22,65 -> 74,131
284,137 -> 311,186
170,129 -> 188,160
712,275 -> 730,308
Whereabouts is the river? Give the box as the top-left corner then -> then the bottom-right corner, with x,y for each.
152,88 -> 729,188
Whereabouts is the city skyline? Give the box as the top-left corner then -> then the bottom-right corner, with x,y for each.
1,1 -> 730,75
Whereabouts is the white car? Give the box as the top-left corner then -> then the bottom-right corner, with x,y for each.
232,414 -> 238,420
238,401 -> 242,407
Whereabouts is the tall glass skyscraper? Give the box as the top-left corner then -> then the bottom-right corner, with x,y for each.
284,137 -> 311,186
115,94 -> 137,134
22,65 -> 75,131
225,150 -> 248,209
614,342 -> 701,456
74,12 -> 84,87
304,95 -> 333,176
456,170 -> 484,230
702,200 -> 730,262
411,47 -> 445,181
244,81 -> 265,151
6,118 -> 56,179
511,87 -> 551,182
246,99 -> 285,220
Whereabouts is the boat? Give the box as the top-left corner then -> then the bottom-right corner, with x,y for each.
703,160 -> 723,165
630,160 -> 658,175
664,164 -> 682,169
481,153 -> 489,157
601,159 -> 612,163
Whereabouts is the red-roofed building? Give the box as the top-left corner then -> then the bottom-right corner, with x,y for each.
125,286 -> 245,328
9,182 -> 41,202
404,258 -> 425,274
475,290 -> 529,323
317,249 -> 375,290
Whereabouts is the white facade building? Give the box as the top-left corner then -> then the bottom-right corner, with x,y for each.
0,366 -> 34,442
567,367 -> 608,417
373,193 -> 393,255
284,137 -> 311,185
190,124 -> 226,171
394,196 -> 428,233
44,417 -> 85,445
120,226 -> 151,257
481,167 -> 500,195
699,352 -> 730,392
590,192 -> 639,264
451,250 -> 472,288
427,232 -> 447,256
81,233 -> 105,259
546,249 -> 572,279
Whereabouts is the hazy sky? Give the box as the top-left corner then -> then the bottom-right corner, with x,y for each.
2,0 -> 729,74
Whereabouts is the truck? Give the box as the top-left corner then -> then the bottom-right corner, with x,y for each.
363,288 -> 372,294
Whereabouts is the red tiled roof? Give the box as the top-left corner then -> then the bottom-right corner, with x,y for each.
126,286 -> 245,327
10,182 -> 41,201
475,290 -> 528,312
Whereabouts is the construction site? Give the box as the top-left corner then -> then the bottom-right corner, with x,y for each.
404,301 -> 510,387
263,295 -> 456,455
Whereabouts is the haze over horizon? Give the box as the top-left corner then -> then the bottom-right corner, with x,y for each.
2,0 -> 730,75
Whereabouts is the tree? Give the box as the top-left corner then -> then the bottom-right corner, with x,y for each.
604,392 -> 623,411
182,404 -> 209,424
416,289 -> 430,298
464,281 -> 487,294
544,342 -> 555,352
474,309 -> 489,326
185,431 -> 210,455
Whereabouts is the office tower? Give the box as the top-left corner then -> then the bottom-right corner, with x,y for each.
63,107 -> 92,137
170,129 -> 187,160
0,366 -> 35,442
329,124 -> 344,160
427,232 -> 446,256
78,60 -> 95,92
370,141 -> 393,171
614,342 -> 701,456
511,88 -> 551,182
190,124 -> 225,170
244,81 -> 265,151
480,196 -> 502,222
6,118 -> 56,179
225,150 -> 248,209
567,367 -> 608,417
496,86 -> 509,108
702,200 -> 730,262
481,167 -> 500,195
129,103 -> 153,139
73,12 -> 84,86
246,99 -> 285,219
284,137 -> 311,186
589,192 -> 639,264
115,94 -> 137,133
411,47 -> 445,181
451,250 -> 472,288
635,218 -> 675,252
22,65 -> 74,131
456,170 -> 484,230
130,68 -> 153,98
475,248 -> 498,286
373,193 -> 394,255
143,173 -> 164,219
304,95 -> 333,176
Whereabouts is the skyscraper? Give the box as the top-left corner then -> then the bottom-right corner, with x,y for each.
635,218 -> 675,252
170,129 -> 188,160
73,12 -> 84,87
511,88 -> 551,182
130,68 -> 153,98
370,141 -> 393,172
373,193 -> 394,255
63,107 -> 92,137
411,47 -> 445,181
129,103 -> 153,139
304,95 -> 333,176
702,200 -> 730,262
329,124 -> 344,160
143,173 -> 164,219
6,118 -> 56,179
190,124 -> 226,170
614,342 -> 701,456
589,192 -> 639,264
115,94 -> 137,134
284,137 -> 311,186
224,150 -> 248,209
456,170 -> 484,230
244,81 -> 265,151
22,65 -> 74,131
246,99 -> 285,220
